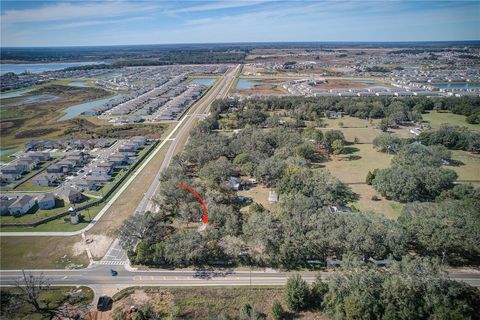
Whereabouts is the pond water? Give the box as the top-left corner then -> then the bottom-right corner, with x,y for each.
58,94 -> 122,121
3,94 -> 59,106
350,79 -> 376,84
0,61 -> 103,75
236,79 -> 263,89
68,81 -> 89,88
0,88 -> 34,99
190,78 -> 215,86
0,147 -> 17,156
432,83 -> 480,89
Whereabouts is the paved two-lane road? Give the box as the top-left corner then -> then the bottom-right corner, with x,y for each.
1,265 -> 479,288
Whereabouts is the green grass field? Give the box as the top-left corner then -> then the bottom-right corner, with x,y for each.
0,145 -> 21,162
449,150 -> 480,182
112,286 -> 292,319
319,116 -> 381,143
423,111 -> 480,131
0,235 -> 88,269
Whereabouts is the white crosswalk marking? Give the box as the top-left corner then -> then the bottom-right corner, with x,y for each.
98,260 -> 126,265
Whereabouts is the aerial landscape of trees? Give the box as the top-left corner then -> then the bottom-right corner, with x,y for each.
119,96 -> 479,271
260,257 -> 480,319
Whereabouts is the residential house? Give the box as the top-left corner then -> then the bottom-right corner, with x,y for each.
32,173 -> 61,187
91,165 -> 113,176
326,111 -> 342,119
0,173 -> 21,182
57,160 -> 76,170
118,143 -> 137,153
46,164 -> 69,174
109,153 -> 128,165
37,193 -> 56,210
131,136 -> 147,148
8,195 -> 36,216
95,138 -> 113,148
57,188 -> 84,204
66,152 -> 89,166
28,152 -> 51,162
0,165 -> 25,175
17,159 -> 37,171
76,179 -> 99,191
0,197 -> 16,215
97,161 -> 115,169
86,175 -> 112,183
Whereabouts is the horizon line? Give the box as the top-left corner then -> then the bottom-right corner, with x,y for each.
2,40 -> 480,49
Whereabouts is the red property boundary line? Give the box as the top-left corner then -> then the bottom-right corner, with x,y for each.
176,182 -> 208,223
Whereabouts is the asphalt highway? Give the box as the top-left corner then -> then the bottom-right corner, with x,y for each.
1,265 -> 479,288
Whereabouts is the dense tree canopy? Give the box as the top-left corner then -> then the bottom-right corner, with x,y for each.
323,256 -> 480,320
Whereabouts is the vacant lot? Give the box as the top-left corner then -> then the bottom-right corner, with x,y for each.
320,144 -> 393,183
0,235 -> 88,269
423,111 -> 480,131
319,116 -> 381,143
107,286 -> 326,320
349,184 -> 403,219
238,183 -> 273,211
450,150 -> 480,183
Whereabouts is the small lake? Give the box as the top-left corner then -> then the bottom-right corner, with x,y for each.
68,81 -> 89,88
236,79 -> 263,89
0,61 -> 103,75
350,79 -> 376,84
0,88 -> 34,99
190,78 -> 215,86
432,83 -> 480,89
0,147 -> 17,157
3,94 -> 59,106
58,94 -> 122,121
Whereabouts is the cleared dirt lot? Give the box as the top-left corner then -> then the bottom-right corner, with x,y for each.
0,235 -> 88,269
89,286 -> 327,320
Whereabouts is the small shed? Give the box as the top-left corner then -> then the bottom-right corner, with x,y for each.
268,190 -> 279,203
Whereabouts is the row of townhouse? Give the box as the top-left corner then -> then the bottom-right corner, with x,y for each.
32,151 -> 90,187
0,188 -> 86,217
77,136 -> 147,191
24,139 -> 114,152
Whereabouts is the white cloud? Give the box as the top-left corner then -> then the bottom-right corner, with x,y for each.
1,1 -> 159,24
171,0 -> 269,14
49,16 -> 152,30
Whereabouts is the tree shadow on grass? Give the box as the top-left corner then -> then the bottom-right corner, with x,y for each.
346,155 -> 362,161
310,163 -> 326,169
342,146 -> 360,155
447,159 -> 465,167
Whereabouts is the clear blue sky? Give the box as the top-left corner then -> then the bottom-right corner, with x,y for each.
1,0 -> 479,47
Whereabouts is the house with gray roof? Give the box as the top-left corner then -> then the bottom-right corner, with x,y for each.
0,197 -> 16,215
32,173 -> 61,187
8,195 -> 36,216
56,188 -> 84,204
0,165 -> 25,175
37,193 -> 56,210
